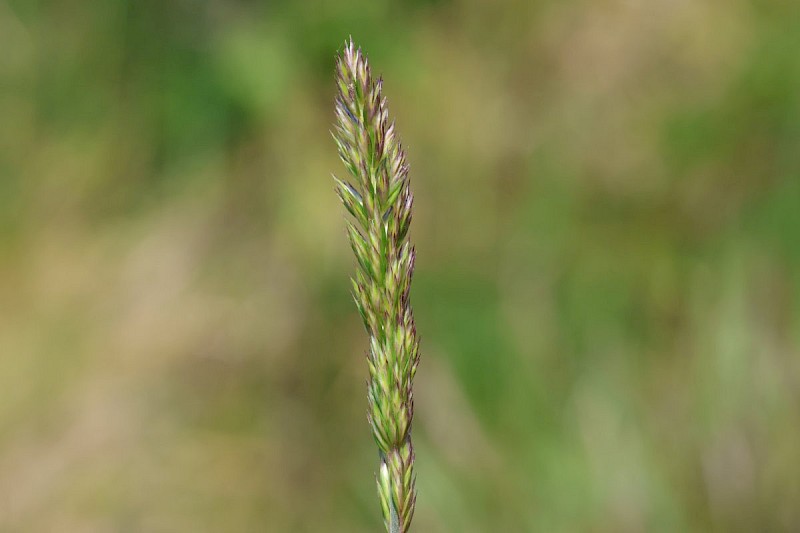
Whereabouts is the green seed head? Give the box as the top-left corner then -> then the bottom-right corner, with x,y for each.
332,38 -> 419,533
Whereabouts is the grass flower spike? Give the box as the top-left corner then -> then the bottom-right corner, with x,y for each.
332,39 -> 420,533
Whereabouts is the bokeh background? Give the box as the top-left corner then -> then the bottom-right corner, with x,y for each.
1,0 -> 800,531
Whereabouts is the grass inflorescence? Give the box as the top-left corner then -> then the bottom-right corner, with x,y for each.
332,39 -> 420,533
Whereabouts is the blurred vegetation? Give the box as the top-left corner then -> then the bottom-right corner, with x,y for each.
1,0 -> 800,531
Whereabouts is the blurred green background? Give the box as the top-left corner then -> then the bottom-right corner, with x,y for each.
1,0 -> 800,531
